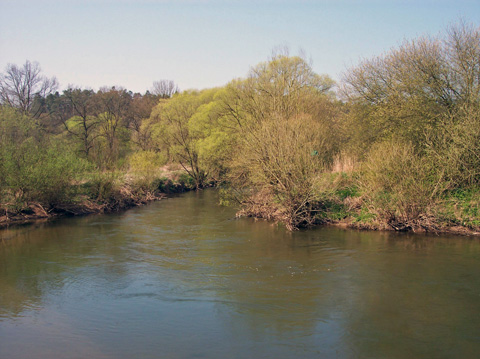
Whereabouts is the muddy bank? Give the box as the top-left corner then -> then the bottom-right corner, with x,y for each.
330,220 -> 480,237
236,200 -> 480,237
0,188 -> 166,229
0,167 -> 205,230
4,185 -> 480,238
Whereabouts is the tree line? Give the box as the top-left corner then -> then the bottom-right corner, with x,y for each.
1,21 -> 479,232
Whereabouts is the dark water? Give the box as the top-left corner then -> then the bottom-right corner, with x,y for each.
1,190 -> 480,359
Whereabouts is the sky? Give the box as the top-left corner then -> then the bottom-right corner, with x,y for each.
1,0 -> 479,94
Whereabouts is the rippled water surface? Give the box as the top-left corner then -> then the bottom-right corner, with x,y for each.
1,190 -> 480,358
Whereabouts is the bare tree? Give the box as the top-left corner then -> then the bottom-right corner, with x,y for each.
128,92 -> 159,150
62,88 -> 100,157
341,21 -> 480,151
96,87 -> 132,167
151,80 -> 179,99
0,60 -> 58,117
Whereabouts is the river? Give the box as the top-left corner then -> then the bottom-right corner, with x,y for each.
1,189 -> 480,358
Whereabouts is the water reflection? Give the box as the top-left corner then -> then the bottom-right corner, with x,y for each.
1,190 -> 480,358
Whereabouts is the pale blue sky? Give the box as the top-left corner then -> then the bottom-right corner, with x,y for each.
1,0 -> 479,93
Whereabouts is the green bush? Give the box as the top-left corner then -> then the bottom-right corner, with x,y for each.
82,171 -> 121,201
177,173 -> 196,189
155,177 -> 176,193
1,136 -> 90,208
128,150 -> 167,174
358,140 -> 445,230
154,174 -> 196,193
127,150 -> 168,190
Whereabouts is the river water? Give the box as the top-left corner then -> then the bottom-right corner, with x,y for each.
1,190 -> 479,358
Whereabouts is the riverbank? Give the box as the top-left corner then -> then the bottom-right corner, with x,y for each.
234,182 -> 480,237
237,210 -> 480,237
0,187 -> 165,229
0,167 -> 198,229
335,219 -> 480,237
3,181 -> 480,238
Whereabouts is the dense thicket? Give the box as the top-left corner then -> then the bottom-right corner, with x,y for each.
341,22 -> 480,230
219,54 -> 340,229
0,70 -> 178,216
1,22 -> 479,232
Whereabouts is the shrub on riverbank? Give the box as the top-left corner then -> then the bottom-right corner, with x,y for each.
0,107 -> 91,211
356,140 -> 445,231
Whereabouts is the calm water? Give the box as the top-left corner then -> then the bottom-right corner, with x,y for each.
1,190 -> 480,359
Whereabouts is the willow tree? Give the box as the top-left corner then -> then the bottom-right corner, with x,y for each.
221,53 -> 339,229
149,89 -> 219,189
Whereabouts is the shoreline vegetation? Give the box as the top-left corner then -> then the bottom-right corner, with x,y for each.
1,22 -> 480,235
2,181 -> 479,237
0,165 -> 198,229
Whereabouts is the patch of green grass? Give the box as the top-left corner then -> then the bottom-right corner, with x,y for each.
435,187 -> 480,229
335,185 -> 359,200
316,200 -> 349,221
353,207 -> 376,223
177,173 -> 196,189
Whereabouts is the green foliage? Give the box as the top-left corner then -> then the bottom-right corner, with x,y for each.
154,174 -> 196,193
340,22 -> 480,231
230,115 -> 333,229
336,185 -> 359,201
342,22 -> 480,155
177,173 -> 197,189
353,208 -> 377,224
189,97 -> 235,180
434,188 -> 480,229
222,54 -> 339,229
128,149 -> 167,171
82,171 -> 121,202
1,25 -> 479,233
0,107 -> 91,208
427,103 -> 480,187
148,89 -> 221,188
155,177 -> 177,193
127,150 -> 168,190
358,140 -> 445,229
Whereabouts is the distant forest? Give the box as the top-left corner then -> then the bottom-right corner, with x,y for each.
1,22 -> 479,233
